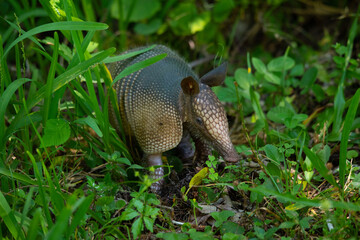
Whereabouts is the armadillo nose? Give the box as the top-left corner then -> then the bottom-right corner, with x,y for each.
224,152 -> 239,162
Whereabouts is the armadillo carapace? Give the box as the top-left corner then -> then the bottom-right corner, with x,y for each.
108,45 -> 238,192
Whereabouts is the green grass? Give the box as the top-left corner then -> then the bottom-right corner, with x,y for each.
1,0 -> 360,239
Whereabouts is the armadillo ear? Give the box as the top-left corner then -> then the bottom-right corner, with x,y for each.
181,76 -> 200,96
200,62 -> 227,87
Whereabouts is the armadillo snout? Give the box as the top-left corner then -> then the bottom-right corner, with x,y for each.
192,86 -> 238,162
223,148 -> 239,162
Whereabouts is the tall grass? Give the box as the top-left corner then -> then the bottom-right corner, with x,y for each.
0,1 -> 166,238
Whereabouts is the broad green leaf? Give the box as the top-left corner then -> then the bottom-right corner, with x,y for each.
234,68 -> 252,90
75,116 -> 103,137
42,119 -> 71,147
289,64 -> 304,76
300,67 -> 318,94
311,84 -> 326,102
284,113 -> 307,129
250,119 -> 265,135
121,209 -> 140,221
111,0 -> 161,22
333,56 -> 345,65
156,232 -> 189,240
222,232 -> 243,240
132,217 -> 143,240
145,206 -> 159,217
263,144 -> 284,164
133,199 -> 144,212
299,217 -> 312,229
134,18 -> 162,35
214,87 -> 237,103
347,150 -> 359,159
278,221 -> 296,229
252,57 -> 267,74
112,157 -> 131,165
267,106 -> 293,124
211,210 -> 235,228
266,162 -> 282,178
220,221 -> 245,235
267,56 -> 295,72
304,170 -> 314,182
213,0 -> 235,23
144,216 -> 155,232
264,72 -> 281,85
96,196 -> 115,206
314,144 -> 331,164
128,164 -> 144,169
189,12 -> 211,34
188,229 -> 213,239
169,3 -> 210,35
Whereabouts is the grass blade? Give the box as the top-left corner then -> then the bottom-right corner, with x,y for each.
331,9 -> 358,136
2,8 -> 47,43
103,45 -> 156,64
67,195 -> 94,236
46,196 -> 87,240
239,184 -> 360,211
339,88 -> 360,189
43,31 -> 59,125
4,19 -> 45,53
112,53 -> 167,86
27,151 -> 53,228
27,208 -> 43,240
0,191 -> 25,239
0,167 -> 37,185
0,78 -> 32,140
3,21 -> 108,59
303,146 -> 339,188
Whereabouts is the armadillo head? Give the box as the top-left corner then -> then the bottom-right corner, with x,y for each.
180,63 -> 239,162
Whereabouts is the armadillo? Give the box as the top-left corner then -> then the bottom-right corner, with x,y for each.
108,45 -> 238,192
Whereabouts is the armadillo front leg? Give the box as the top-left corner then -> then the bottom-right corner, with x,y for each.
147,154 -> 164,193
193,137 -> 212,163
175,130 -> 195,161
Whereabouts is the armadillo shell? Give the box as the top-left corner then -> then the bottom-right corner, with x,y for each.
110,45 -> 198,154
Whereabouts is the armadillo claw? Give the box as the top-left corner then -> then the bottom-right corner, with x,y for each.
150,167 -> 164,193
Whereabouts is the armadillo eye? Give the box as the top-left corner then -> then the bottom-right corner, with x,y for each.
195,117 -> 203,125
